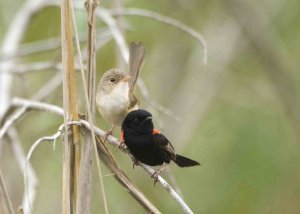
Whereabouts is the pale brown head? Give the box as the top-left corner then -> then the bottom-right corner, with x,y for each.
97,68 -> 131,95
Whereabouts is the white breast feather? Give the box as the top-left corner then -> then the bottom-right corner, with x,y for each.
97,82 -> 130,126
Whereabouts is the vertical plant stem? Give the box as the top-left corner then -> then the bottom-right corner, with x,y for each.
72,0 -> 109,212
0,167 -> 14,214
85,0 -> 109,213
61,0 -> 81,213
110,0 -> 126,69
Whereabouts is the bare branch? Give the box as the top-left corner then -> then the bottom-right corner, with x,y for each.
0,73 -> 62,141
3,62 -> 86,75
96,7 -> 129,61
26,121 -> 81,161
0,167 -> 14,214
110,0 -> 126,69
0,29 -> 113,62
109,7 -> 208,65
7,128 -> 38,214
0,0 -> 57,119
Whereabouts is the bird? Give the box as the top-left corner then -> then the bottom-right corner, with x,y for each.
96,42 -> 146,136
121,109 -> 200,184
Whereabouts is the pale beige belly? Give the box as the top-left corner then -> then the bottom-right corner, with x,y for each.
96,82 -> 138,126
96,94 -> 138,126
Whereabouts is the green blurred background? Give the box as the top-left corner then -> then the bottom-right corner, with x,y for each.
1,0 -> 300,213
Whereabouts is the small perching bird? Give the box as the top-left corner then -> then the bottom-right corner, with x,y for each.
121,109 -> 200,184
96,42 -> 146,135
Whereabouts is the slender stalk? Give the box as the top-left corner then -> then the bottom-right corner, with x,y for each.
61,0 -> 81,212
0,167 -> 14,214
83,0 -> 109,213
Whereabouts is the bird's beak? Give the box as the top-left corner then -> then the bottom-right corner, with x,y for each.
145,116 -> 152,121
121,75 -> 131,82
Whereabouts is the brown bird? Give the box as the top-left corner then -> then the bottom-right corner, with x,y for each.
96,42 -> 146,135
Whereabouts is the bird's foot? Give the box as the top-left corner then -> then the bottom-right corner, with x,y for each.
103,127 -> 114,142
151,171 -> 160,186
116,139 -> 124,148
150,163 -> 167,186
132,158 -> 139,169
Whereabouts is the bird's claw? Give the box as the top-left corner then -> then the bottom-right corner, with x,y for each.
103,130 -> 113,142
151,172 -> 159,186
132,158 -> 139,169
116,139 -> 124,148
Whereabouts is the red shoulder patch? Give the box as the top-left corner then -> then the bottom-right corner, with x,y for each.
120,130 -> 124,141
152,129 -> 160,134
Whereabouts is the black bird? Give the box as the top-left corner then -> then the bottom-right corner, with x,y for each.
121,109 -> 200,183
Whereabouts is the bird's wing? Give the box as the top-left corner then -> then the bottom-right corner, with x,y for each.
153,133 -> 176,160
128,42 -> 146,102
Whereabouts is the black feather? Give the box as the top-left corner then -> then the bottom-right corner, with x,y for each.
122,109 -> 200,169
174,155 -> 200,167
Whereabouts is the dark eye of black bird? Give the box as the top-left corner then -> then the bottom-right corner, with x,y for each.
109,77 -> 116,83
133,118 -> 139,125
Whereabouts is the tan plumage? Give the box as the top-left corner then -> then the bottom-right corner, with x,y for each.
96,42 -> 146,127
128,42 -> 146,107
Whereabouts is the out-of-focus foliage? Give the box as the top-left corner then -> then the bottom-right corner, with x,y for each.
1,0 -> 300,213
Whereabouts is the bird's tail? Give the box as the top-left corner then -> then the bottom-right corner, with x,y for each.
174,155 -> 200,167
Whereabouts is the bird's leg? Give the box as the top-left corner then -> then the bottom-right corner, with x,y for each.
103,126 -> 115,142
151,163 -> 168,186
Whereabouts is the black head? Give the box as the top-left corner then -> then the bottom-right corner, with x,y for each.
122,109 -> 154,134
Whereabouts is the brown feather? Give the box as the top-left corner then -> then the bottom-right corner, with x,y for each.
128,42 -> 146,105
153,133 -> 176,161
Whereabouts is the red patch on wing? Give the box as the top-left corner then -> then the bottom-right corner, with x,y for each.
120,130 -> 124,141
153,129 -> 160,134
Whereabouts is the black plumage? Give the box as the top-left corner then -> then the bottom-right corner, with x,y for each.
122,109 -> 200,181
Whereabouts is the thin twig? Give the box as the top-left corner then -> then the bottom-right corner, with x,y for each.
7,128 -> 39,214
0,71 -> 62,141
110,0 -> 126,69
109,7 -> 207,65
0,0 -> 54,119
0,167 -> 14,214
24,121 -> 80,213
96,8 -> 129,61
26,121 -> 81,160
4,61 -> 86,74
10,98 -> 195,214
0,29 -> 113,62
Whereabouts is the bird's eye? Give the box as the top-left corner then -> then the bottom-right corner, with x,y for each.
133,118 -> 139,125
109,77 -> 116,83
